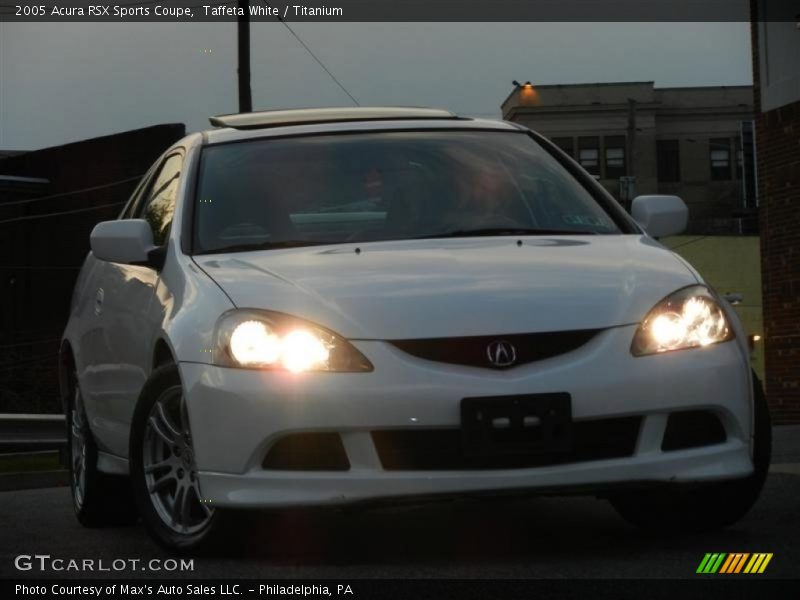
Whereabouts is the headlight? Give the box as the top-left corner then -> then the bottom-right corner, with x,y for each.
213,310 -> 373,372
631,286 -> 734,356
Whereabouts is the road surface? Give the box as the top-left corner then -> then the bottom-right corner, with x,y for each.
1,426 -> 798,580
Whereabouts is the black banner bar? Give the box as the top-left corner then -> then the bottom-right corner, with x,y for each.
1,0 -> 799,22
5,578 -> 800,600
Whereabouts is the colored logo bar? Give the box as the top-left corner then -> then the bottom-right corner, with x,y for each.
697,553 -> 773,574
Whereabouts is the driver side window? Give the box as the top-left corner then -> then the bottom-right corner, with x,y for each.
137,152 -> 183,246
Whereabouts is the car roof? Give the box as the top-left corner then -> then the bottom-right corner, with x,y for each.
203,107 -> 520,145
209,106 -> 461,129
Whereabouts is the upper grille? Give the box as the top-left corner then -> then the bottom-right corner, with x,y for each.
389,329 -> 601,369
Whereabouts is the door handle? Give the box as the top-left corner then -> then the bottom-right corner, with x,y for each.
94,288 -> 104,315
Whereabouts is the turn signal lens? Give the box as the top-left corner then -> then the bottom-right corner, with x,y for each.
214,310 -> 372,372
632,286 -> 733,356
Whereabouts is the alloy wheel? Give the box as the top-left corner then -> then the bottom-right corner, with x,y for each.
70,385 -> 87,510
142,386 -> 213,535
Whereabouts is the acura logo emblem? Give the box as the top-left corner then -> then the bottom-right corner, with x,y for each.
487,340 -> 517,368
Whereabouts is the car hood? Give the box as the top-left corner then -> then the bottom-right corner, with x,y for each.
194,235 -> 697,340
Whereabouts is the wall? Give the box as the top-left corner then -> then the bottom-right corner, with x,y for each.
751,1 -> 800,424
503,82 -> 753,232
0,124 -> 185,413
662,236 -> 764,380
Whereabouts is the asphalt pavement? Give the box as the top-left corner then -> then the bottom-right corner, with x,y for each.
1,426 -> 798,580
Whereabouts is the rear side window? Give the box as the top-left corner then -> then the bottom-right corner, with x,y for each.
194,131 -> 621,254
139,153 -> 182,246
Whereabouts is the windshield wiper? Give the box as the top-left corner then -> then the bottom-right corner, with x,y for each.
417,227 -> 598,239
200,240 -> 328,254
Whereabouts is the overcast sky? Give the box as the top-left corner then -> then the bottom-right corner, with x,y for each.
0,22 -> 752,150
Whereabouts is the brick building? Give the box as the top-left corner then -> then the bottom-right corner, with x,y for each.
501,82 -> 757,234
751,2 -> 800,424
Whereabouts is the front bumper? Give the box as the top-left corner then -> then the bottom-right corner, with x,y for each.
180,324 -> 754,508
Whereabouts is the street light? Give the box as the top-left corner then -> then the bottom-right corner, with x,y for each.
512,81 -> 538,106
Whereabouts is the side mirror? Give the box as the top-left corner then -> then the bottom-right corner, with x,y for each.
631,195 -> 688,238
90,219 -> 158,266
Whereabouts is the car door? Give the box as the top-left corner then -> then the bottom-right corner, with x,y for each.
90,150 -> 184,457
76,166 -> 155,453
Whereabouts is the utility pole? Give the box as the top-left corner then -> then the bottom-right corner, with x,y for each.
237,0 -> 252,113
626,98 -> 636,178
625,98 -> 637,209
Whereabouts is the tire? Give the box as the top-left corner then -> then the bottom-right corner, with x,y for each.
129,364 -> 235,553
67,375 -> 138,527
610,371 -> 771,533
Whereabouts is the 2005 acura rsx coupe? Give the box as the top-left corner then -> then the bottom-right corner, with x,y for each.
60,107 -> 770,552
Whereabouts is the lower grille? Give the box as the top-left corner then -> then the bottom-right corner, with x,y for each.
661,410 -> 727,451
372,416 -> 641,470
262,432 -> 350,471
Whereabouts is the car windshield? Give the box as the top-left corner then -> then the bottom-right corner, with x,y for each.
193,130 -> 622,254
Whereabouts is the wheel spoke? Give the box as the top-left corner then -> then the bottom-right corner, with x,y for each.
145,458 -> 176,474
178,484 -> 191,527
156,401 -> 182,439
148,415 -> 176,446
148,470 -> 175,493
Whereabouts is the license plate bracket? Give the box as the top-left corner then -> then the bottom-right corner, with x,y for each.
461,393 -> 572,459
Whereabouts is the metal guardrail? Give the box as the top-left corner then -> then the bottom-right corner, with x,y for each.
0,413 -> 66,454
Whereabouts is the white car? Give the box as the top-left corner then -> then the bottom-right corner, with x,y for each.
60,107 -> 770,552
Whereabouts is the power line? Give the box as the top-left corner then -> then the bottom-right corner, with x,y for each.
0,265 -> 82,270
0,338 -> 60,350
0,357 -> 59,373
0,175 -> 142,208
666,236 -> 710,251
260,0 -> 360,107
0,202 -> 125,226
0,354 -> 58,369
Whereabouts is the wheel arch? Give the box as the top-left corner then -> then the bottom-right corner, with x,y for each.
152,337 -> 177,370
58,340 -> 77,414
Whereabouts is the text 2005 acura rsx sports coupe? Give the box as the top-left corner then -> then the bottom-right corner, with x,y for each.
60,107 -> 770,552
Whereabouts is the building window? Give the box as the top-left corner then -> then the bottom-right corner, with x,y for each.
604,136 -> 626,179
551,137 -> 574,157
710,138 -> 732,180
578,137 -> 600,176
656,140 -> 681,182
